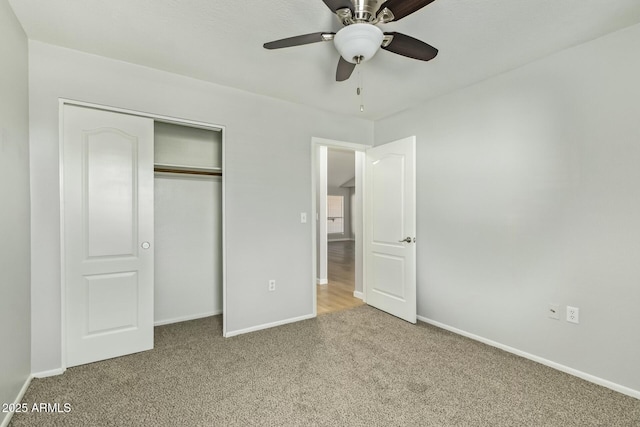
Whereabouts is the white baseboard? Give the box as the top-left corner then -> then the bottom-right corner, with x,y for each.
417,315 -> 640,400
32,368 -> 65,379
317,278 -> 328,285
353,291 -> 363,300
154,310 -> 222,326
328,238 -> 354,242
224,313 -> 315,338
1,375 -> 32,427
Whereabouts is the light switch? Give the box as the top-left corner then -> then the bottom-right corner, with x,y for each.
300,212 -> 307,223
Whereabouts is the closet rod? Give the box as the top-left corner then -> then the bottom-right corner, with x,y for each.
154,167 -> 222,176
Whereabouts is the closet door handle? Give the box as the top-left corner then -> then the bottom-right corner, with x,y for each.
398,237 -> 413,243
141,242 -> 151,249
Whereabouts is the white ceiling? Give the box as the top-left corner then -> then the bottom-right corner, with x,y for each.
9,0 -> 640,120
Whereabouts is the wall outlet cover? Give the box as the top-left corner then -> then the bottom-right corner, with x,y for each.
567,306 -> 579,324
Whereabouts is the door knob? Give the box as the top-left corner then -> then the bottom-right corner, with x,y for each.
141,242 -> 150,249
398,237 -> 412,243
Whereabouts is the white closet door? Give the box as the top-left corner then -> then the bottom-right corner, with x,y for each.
63,105 -> 154,367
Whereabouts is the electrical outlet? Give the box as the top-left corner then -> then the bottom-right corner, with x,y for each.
548,303 -> 560,320
268,280 -> 276,292
567,306 -> 579,324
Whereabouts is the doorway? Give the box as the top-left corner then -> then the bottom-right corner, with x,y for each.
318,149 -> 362,314
311,135 -> 418,323
311,138 -> 368,316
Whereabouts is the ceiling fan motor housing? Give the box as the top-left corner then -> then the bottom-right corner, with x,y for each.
334,23 -> 384,64
352,0 -> 382,22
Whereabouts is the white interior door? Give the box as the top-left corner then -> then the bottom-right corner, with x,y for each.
364,136 -> 416,323
63,104 -> 154,367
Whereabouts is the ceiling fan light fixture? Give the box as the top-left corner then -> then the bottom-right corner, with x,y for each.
333,23 -> 384,64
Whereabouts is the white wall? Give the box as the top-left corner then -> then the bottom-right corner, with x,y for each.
374,23 -> 640,393
0,0 -> 31,421
154,121 -> 222,168
154,175 -> 222,324
29,41 -> 374,373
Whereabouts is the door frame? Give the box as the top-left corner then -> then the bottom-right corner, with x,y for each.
58,98 -> 227,369
310,137 -> 370,316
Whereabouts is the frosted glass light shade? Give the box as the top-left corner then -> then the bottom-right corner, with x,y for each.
333,23 -> 384,64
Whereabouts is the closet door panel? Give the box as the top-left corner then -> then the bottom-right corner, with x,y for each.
85,129 -> 137,258
63,104 -> 154,367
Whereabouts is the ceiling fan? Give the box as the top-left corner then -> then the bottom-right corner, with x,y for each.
263,0 -> 439,82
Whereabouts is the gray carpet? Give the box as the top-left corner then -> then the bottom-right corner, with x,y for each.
10,306 -> 640,426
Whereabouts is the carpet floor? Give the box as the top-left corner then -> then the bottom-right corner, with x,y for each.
10,306 -> 640,426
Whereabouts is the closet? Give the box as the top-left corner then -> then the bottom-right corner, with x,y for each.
153,122 -> 223,325
62,103 -> 223,367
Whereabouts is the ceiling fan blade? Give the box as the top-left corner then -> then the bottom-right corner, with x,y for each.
322,0 -> 354,13
264,32 -> 334,49
377,0 -> 436,22
336,56 -> 356,81
382,32 -> 438,61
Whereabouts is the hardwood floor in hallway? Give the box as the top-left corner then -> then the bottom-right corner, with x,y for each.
317,240 -> 364,315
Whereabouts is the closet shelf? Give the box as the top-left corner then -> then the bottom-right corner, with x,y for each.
154,163 -> 222,176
